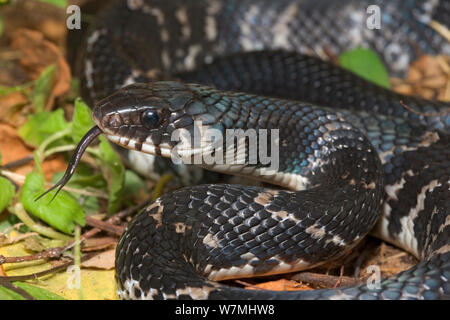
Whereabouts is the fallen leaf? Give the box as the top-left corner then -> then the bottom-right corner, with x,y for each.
81,248 -> 116,270
0,123 -> 67,181
82,237 -> 117,252
0,123 -> 33,168
392,55 -> 450,101
0,91 -> 30,127
11,28 -> 71,110
0,0 -> 67,44
0,265 -> 6,276
22,236 -> 46,252
0,238 -> 117,300
244,279 -> 312,291
23,235 -> 66,252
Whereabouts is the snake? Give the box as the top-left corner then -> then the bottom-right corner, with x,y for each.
49,0 -> 450,299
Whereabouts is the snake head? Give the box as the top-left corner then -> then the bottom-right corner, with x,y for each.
93,81 -> 202,157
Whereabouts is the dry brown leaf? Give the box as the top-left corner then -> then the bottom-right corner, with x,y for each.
0,123 -> 67,181
23,236 -> 47,252
245,279 -> 312,291
0,235 -> 117,299
0,92 -> 30,128
82,237 -> 117,252
360,242 -> 417,279
392,54 -> 450,101
0,264 -> 6,277
11,28 -> 71,110
0,0 -> 67,45
81,249 -> 116,270
0,123 -> 33,166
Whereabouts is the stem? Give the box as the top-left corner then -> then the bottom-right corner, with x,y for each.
43,144 -> 76,158
10,203 -> 72,241
86,147 -> 101,158
38,127 -> 72,157
34,126 -> 72,168
152,173 -> 173,200
74,224 -> 83,300
0,169 -> 109,199
0,252 -> 98,282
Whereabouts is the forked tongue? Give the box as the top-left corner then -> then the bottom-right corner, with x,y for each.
35,126 -> 102,202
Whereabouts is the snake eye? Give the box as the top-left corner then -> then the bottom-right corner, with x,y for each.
141,109 -> 161,129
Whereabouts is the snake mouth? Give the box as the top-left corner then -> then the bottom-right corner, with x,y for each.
101,131 -> 222,162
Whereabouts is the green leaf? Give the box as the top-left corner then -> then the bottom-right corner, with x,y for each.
72,98 -> 95,144
0,214 -> 18,232
338,48 -> 391,89
52,166 -> 107,214
38,0 -> 67,8
52,163 -> 107,190
0,285 -> 25,300
122,170 -> 148,205
32,65 -> 56,113
0,214 -> 25,234
0,12 -> 3,37
23,235 -> 66,252
0,176 -> 15,212
0,282 -> 65,300
13,282 -> 65,300
123,170 -> 148,195
70,78 -> 80,98
18,110 -> 71,147
98,138 -> 125,214
0,83 -> 31,96
21,172 -> 85,234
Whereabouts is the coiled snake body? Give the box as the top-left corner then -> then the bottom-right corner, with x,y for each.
63,0 -> 450,299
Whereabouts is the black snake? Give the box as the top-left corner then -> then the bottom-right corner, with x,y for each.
54,0 -> 450,299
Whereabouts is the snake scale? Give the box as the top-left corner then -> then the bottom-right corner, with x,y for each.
56,0 -> 450,299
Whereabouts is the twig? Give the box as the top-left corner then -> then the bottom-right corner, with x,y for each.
0,278 -> 36,300
430,20 -> 450,43
85,217 -> 124,237
333,265 -> 345,288
399,100 -> 449,117
0,237 -> 80,267
323,45 -> 339,65
0,169 -> 109,199
82,196 -> 152,240
0,232 -> 39,246
0,251 -> 98,282
0,246 -> 66,265
10,203 -> 73,241
0,155 -> 34,169
291,272 -> 362,288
